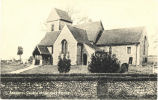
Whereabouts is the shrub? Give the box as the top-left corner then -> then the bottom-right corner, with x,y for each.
58,54 -> 71,73
88,51 -> 120,73
120,63 -> 129,73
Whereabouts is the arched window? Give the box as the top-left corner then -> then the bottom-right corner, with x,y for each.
61,39 -> 67,54
143,36 -> 147,55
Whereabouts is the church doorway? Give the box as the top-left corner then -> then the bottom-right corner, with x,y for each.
35,59 -> 40,65
77,43 -> 83,65
128,57 -> 133,64
42,55 -> 53,65
83,54 -> 87,65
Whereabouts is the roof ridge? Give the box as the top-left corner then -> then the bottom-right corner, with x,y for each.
66,24 -> 91,44
96,26 -> 144,45
47,8 -> 72,22
67,24 -> 87,32
104,26 -> 145,31
74,21 -> 101,26
54,8 -> 65,13
54,8 -> 66,12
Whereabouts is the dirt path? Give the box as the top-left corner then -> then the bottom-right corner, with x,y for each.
9,65 -> 38,74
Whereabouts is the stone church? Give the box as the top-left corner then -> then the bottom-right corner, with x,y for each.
32,8 -> 148,66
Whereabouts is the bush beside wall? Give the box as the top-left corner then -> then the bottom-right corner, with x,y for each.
58,55 -> 71,73
88,51 -> 120,73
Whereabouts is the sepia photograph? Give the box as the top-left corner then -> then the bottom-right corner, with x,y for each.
0,0 -> 158,99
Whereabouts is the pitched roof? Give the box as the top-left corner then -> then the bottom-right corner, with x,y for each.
67,25 -> 89,43
47,8 -> 72,22
37,45 -> 50,55
39,31 -> 61,46
96,27 -> 145,46
66,25 -> 100,50
74,21 -> 104,42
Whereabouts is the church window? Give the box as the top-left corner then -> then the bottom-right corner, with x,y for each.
143,36 -> 147,55
51,24 -> 54,31
127,47 -> 131,54
61,39 -> 67,54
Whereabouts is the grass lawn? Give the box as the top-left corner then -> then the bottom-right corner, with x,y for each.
21,65 -> 89,74
128,65 -> 154,74
22,65 -> 59,74
1,63 -> 154,74
20,64 -> 154,74
1,64 -> 30,74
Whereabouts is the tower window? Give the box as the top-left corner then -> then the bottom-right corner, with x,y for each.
51,24 -> 54,31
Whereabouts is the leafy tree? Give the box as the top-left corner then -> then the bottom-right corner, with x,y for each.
88,51 -> 120,73
17,46 -> 23,62
58,54 -> 71,73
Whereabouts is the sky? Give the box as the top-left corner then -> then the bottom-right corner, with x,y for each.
0,0 -> 158,60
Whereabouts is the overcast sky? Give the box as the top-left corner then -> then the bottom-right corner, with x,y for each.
0,0 -> 158,59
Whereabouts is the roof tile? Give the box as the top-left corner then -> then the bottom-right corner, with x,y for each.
47,8 -> 72,22
96,27 -> 145,46
37,45 -> 50,55
39,31 -> 61,46
74,21 -> 104,42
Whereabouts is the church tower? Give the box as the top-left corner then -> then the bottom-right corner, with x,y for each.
46,8 -> 72,32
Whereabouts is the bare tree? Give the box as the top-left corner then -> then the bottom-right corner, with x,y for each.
64,7 -> 77,17
76,16 -> 92,24
64,7 -> 92,25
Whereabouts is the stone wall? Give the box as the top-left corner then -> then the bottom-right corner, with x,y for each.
53,25 -> 78,65
47,20 -> 60,32
0,74 -> 157,99
99,45 -> 139,65
83,44 -> 95,64
139,34 -> 149,65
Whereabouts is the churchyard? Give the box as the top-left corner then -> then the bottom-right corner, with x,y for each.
1,63 -> 29,74
1,62 -> 155,74
1,50 -> 156,99
1,60 -> 157,99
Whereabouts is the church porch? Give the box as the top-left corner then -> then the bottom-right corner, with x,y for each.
32,45 -> 53,65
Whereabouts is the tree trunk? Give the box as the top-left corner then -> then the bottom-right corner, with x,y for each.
19,55 -> 21,63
